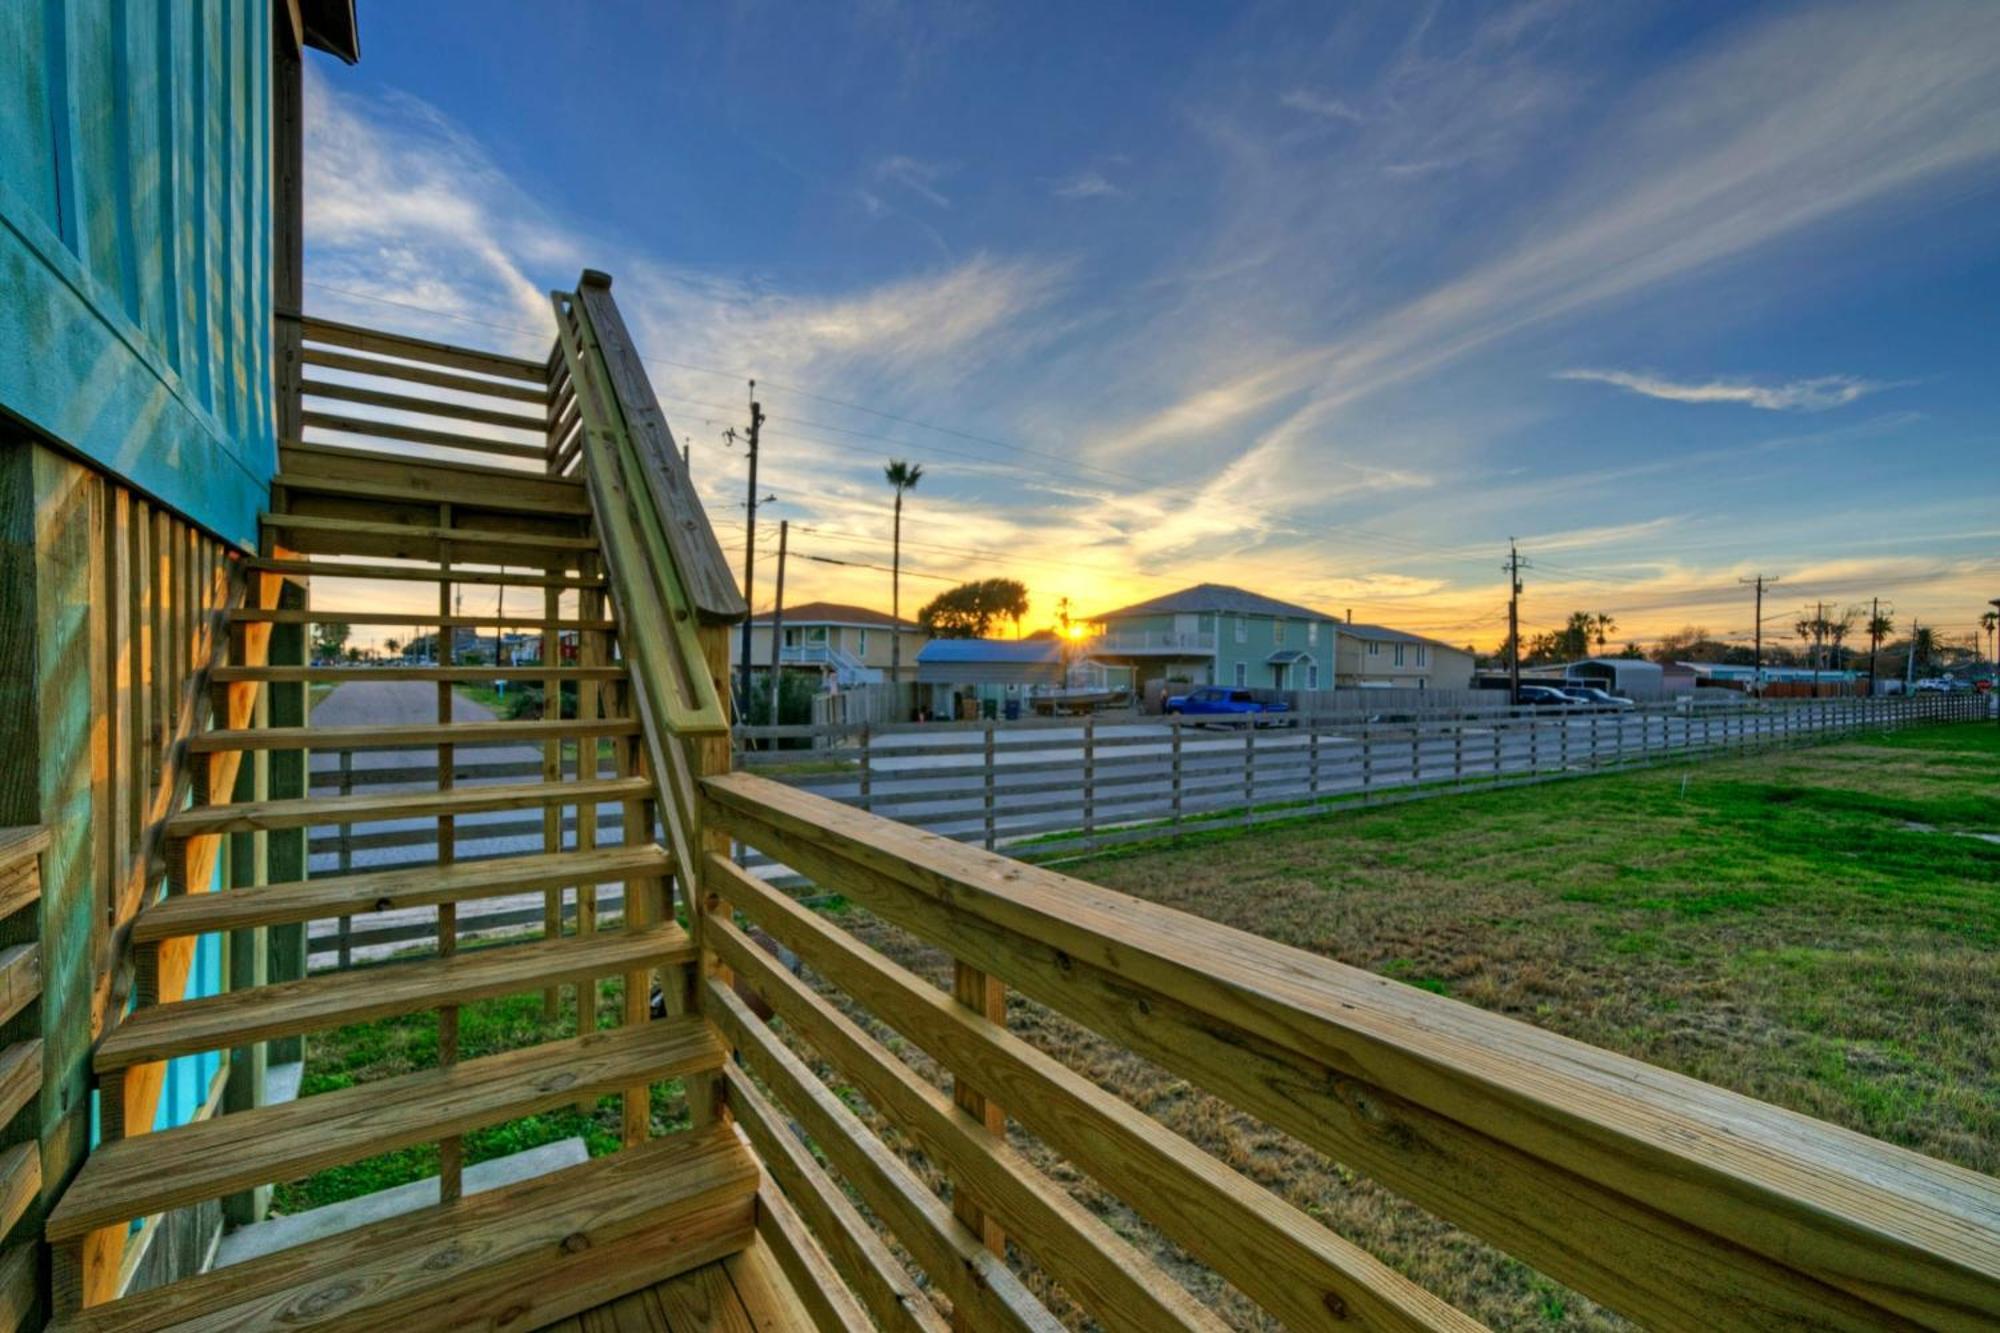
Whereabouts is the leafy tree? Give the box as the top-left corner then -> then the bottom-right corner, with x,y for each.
884,460 -> 924,679
312,621 -> 351,662
917,578 -> 1030,639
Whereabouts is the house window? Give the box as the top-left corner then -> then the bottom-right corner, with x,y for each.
1308,664 -> 1319,689
1416,644 -> 1427,667
783,627 -> 801,648
856,629 -> 868,654
1308,622 -> 1318,646
1233,661 -> 1247,686
1394,643 -> 1406,666
1367,640 -> 1381,657
1273,619 -> 1286,645
1234,616 -> 1247,644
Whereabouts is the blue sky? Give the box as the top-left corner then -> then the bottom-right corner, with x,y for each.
302,0 -> 2000,651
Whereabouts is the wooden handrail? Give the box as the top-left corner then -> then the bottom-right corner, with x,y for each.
702,768 -> 2000,1332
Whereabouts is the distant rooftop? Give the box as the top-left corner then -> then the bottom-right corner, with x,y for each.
916,638 -> 1063,665
1093,583 -> 1331,623
748,601 -> 914,630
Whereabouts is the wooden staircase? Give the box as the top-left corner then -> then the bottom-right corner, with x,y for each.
40,300 -> 806,1329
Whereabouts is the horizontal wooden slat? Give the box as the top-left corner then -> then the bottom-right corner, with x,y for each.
707,980 -> 1059,1333
245,557 -> 605,590
710,916 -> 1224,1333
230,608 -> 615,631
259,512 -> 595,551
213,664 -> 629,684
0,1142 -> 37,1242
728,1062 -> 948,1333
99,923 -> 692,1071
0,860 -> 38,920
302,315 -> 550,383
304,410 -> 549,460
302,379 -> 551,433
708,853 -> 1478,1333
703,771 -> 2000,1332
190,718 -> 638,753
0,947 -> 38,1029
165,774 -> 650,838
302,345 -> 549,403
0,827 -> 47,874
748,1167 -> 880,1333
0,1041 -> 41,1129
135,845 -> 669,943
0,1242 -> 31,1331
61,1122 -> 756,1330
53,1015 -> 723,1238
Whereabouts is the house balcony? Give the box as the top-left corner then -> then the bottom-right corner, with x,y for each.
1084,629 -> 1216,657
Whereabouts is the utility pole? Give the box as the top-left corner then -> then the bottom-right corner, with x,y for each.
1868,596 -> 1881,696
1814,600 -> 1826,698
1907,617 -> 1919,690
1505,540 -> 1525,700
735,382 -> 765,715
1740,574 -> 1776,696
766,520 -> 789,730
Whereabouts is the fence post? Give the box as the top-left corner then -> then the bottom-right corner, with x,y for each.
1410,724 -> 1421,791
859,722 -> 872,814
1309,717 -> 1323,806
337,747 -> 354,969
1493,719 -> 1504,782
983,720 -> 997,851
1171,717 -> 1183,827
1453,720 -> 1464,790
1082,715 -> 1096,847
1361,721 -> 1373,802
1242,726 -> 1255,827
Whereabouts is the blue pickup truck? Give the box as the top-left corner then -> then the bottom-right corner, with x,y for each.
1164,686 -> 1293,726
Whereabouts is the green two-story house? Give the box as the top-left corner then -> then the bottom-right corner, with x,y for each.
1085,583 -> 1341,693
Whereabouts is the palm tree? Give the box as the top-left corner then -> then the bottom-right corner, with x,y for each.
1591,613 -> 1617,653
1982,609 -> 1999,677
884,460 -> 924,684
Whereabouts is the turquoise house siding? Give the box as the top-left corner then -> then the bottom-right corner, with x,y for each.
0,0 -> 275,547
1100,609 -> 1337,689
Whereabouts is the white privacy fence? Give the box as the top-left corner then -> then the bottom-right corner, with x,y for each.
300,693 -> 1980,964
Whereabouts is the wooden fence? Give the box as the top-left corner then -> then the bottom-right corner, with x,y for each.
289,693 -> 1980,964
740,694 -> 1980,860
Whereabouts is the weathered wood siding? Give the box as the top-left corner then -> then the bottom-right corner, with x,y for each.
0,0 -> 275,547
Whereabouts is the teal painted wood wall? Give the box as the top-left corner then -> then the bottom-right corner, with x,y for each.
0,0 -> 274,548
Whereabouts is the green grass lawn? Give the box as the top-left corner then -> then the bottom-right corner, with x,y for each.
822,722 -> 2000,1330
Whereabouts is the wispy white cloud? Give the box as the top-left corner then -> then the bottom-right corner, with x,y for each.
1279,87 -> 1365,122
1554,369 -> 1892,412
873,154 -> 953,208
1049,169 -> 1122,199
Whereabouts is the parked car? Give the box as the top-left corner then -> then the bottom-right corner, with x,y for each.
1515,685 -> 1580,709
1559,685 -> 1636,712
1165,686 -> 1293,726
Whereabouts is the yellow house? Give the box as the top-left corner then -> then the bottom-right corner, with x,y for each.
1334,621 -> 1475,690
728,600 -> 929,686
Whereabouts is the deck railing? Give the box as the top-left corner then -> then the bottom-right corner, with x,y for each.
700,768 -> 2000,1330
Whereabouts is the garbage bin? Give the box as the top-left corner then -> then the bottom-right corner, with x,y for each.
957,695 -> 979,721
1003,698 -> 1021,721
982,698 -> 999,720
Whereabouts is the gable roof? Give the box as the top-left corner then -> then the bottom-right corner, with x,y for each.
1339,620 -> 1462,651
916,638 -> 1063,665
1093,583 -> 1331,623
748,601 -> 915,630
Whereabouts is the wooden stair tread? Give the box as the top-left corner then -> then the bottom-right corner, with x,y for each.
59,1121 -> 757,1331
189,718 -> 639,752
134,845 -> 670,943
229,609 -> 617,631
244,558 -> 606,590
260,513 -> 597,550
211,664 -> 629,683
164,774 -> 651,837
52,1016 -> 725,1241
97,925 -> 692,1072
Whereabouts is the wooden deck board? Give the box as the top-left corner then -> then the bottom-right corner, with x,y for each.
549,1233 -> 820,1333
164,774 -> 650,837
